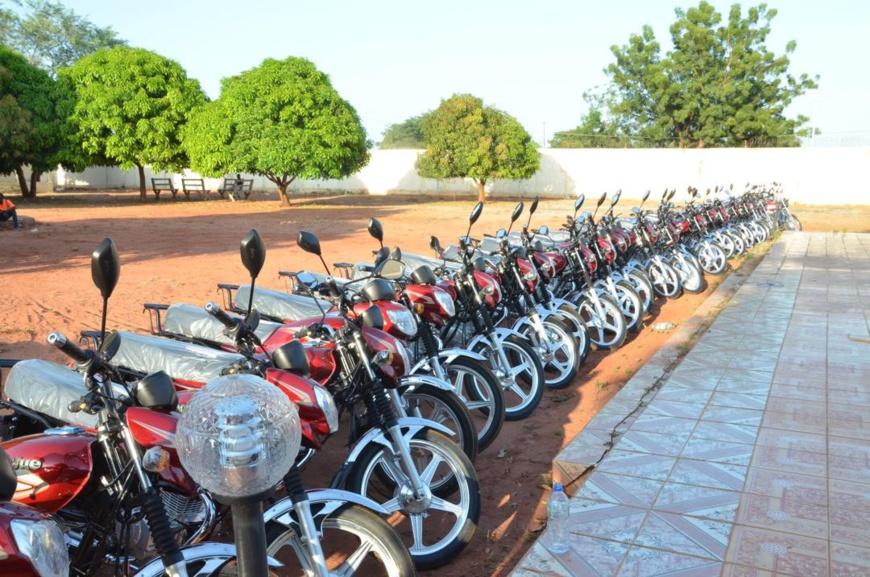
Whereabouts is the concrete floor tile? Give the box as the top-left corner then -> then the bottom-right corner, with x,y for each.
575,471 -> 664,508
654,482 -> 741,522
742,468 -> 827,505
595,450 -> 677,482
618,544 -> 722,576
681,438 -> 755,466
668,459 -> 748,492
724,526 -> 829,575
830,542 -> 870,576
754,430 -> 826,454
691,421 -> 759,445
633,511 -> 732,560
750,446 -> 827,478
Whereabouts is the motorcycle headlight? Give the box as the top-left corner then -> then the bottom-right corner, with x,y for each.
523,271 -> 538,282
312,384 -> 339,434
480,284 -> 495,296
434,290 -> 456,318
11,519 -> 70,577
386,308 -> 418,338
540,261 -> 553,273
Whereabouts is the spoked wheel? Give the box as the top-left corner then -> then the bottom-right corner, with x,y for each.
399,383 -> 479,462
574,293 -> 627,351
346,428 -> 480,570
625,269 -> 655,315
135,543 -> 283,577
716,233 -> 737,258
472,334 -> 544,421
648,259 -> 682,299
786,214 -> 802,231
440,356 -> 505,452
265,504 -> 416,577
614,280 -> 644,332
696,241 -> 728,275
671,254 -> 706,294
519,316 -> 580,389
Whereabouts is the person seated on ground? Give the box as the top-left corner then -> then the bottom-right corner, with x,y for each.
0,193 -> 20,230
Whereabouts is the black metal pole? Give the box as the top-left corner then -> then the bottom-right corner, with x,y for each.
230,500 -> 268,577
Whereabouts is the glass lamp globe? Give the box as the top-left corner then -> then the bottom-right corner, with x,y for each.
176,374 -> 300,500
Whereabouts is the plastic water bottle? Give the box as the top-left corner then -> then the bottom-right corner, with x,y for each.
546,482 -> 570,554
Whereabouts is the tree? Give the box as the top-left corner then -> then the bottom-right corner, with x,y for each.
564,2 -> 818,148
182,57 -> 370,207
415,94 -> 539,203
58,46 -> 206,199
0,45 -> 61,197
0,0 -> 125,77
550,89 -> 629,148
380,115 -> 425,149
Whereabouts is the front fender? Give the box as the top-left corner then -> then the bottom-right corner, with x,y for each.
438,347 -> 487,363
344,417 -> 453,466
399,373 -> 453,391
263,489 -> 390,536
467,327 -> 526,351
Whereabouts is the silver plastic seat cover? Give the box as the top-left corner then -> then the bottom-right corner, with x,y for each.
235,285 -> 334,322
162,303 -> 282,346
3,359 -> 126,430
109,331 -> 244,385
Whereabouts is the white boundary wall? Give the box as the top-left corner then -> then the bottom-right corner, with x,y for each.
6,147 -> 868,205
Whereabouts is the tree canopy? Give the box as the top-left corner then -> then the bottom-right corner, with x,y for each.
182,56 -> 370,207
0,45 -> 61,197
0,0 -> 125,77
554,2 -> 818,148
415,94 -> 539,203
379,115 -> 425,149
58,46 -> 206,198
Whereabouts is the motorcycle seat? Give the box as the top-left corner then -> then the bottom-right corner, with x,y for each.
108,331 -> 245,385
3,359 -> 126,430
162,303 -> 283,346
235,285 -> 335,322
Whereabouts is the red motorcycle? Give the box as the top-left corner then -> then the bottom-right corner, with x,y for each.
0,446 -> 69,576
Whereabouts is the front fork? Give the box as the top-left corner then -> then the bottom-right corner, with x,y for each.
284,466 -> 330,577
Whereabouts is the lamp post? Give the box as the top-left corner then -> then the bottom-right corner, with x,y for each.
177,374 -> 301,576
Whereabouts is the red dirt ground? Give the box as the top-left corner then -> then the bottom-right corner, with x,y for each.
0,191 -> 864,576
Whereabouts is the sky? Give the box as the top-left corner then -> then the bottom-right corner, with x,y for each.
58,0 -> 870,147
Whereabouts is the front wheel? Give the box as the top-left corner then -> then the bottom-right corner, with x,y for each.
575,293 -> 627,351
786,214 -> 802,231
345,429 -> 480,570
265,504 -> 416,577
519,316 -> 580,390
473,334 -> 544,420
400,383 -> 479,462
440,356 -> 505,453
696,241 -> 728,275
648,259 -> 682,299
134,543 -> 283,577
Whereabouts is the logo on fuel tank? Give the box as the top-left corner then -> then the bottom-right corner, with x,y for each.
12,457 -> 42,471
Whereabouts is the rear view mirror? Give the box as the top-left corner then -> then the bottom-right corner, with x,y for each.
510,202 -> 524,223
240,229 -> 266,279
430,235 -> 444,255
469,202 -> 483,225
538,225 -> 549,235
92,238 -> 120,300
496,228 -> 507,238
529,196 -> 539,215
642,190 -> 650,202
373,246 -> 390,266
574,194 -> 585,211
596,192 -> 607,207
611,190 -> 621,206
297,231 -> 322,256
367,218 -> 384,245
379,259 -> 405,280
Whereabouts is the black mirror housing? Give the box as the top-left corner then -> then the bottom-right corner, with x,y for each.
240,229 -> 266,279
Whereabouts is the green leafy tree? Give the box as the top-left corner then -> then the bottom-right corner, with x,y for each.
550,89 -> 629,148
0,0 -> 125,77
182,57 -> 370,207
416,94 -> 539,203
565,2 -> 818,148
58,46 -> 206,199
380,115 -> 426,149
0,45 -> 61,197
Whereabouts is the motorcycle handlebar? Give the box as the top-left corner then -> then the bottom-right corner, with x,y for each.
205,301 -> 238,328
48,332 -> 92,365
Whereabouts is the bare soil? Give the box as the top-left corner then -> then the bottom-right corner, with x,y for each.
1,191 -> 866,576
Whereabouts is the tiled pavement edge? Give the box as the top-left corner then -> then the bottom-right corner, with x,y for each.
511,232 -> 870,576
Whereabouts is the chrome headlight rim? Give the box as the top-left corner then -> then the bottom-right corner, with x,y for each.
386,308 -> 418,338
433,290 -> 456,318
523,271 -> 538,282
312,383 -> 339,434
11,518 -> 70,577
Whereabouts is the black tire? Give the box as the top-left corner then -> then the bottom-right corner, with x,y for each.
440,356 -> 505,452
265,504 -> 417,577
400,383 -> 479,463
787,214 -> 802,231
625,269 -> 655,315
345,428 -> 480,570
473,334 -> 544,420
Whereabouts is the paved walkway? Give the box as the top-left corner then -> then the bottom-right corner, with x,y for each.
512,232 -> 870,577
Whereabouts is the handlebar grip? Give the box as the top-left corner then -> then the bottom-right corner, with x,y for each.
67,398 -> 86,413
47,332 -> 92,364
205,301 -> 238,328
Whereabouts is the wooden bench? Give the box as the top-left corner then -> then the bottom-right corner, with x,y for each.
220,177 -> 254,201
181,178 -> 209,200
150,177 -> 178,200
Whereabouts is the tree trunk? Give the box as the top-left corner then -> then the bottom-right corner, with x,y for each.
277,183 -> 290,207
15,166 -> 31,198
137,164 -> 147,200
475,180 -> 487,204
29,170 -> 39,198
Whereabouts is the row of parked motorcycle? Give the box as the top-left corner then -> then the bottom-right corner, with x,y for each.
0,183 -> 799,576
